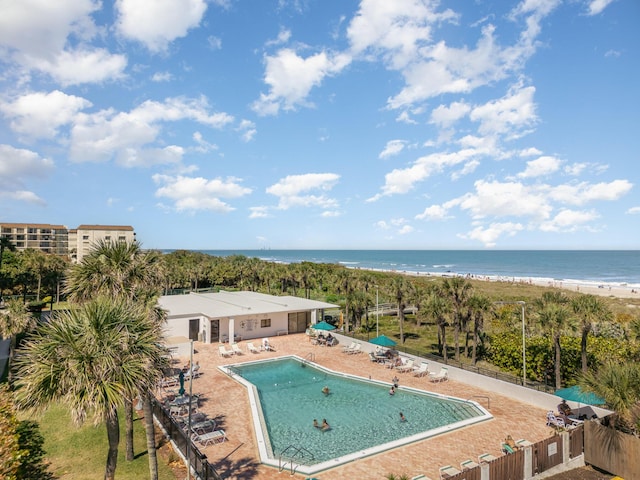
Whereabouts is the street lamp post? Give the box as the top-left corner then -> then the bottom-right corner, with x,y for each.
375,285 -> 379,337
495,301 -> 526,386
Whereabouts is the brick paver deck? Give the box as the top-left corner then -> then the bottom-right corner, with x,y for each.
161,334 -> 553,480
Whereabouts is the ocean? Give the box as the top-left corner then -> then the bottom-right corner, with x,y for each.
192,250 -> 640,289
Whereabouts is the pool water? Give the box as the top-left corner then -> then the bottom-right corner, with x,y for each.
227,357 -> 490,469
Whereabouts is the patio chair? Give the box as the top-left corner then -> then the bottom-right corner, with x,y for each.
346,343 -> 362,354
439,465 -> 461,479
262,338 -> 276,351
428,367 -> 448,383
193,429 -> 227,447
413,362 -> 429,377
546,411 -> 565,428
460,459 -> 479,471
231,343 -> 244,355
247,342 -> 260,354
396,359 -> 414,373
342,341 -> 356,352
219,345 -> 233,357
184,364 -> 201,380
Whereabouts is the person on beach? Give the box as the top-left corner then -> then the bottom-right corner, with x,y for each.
322,385 -> 330,396
399,412 -> 406,422
313,419 -> 319,428
389,386 -> 395,396
392,376 -> 399,388
321,419 -> 330,431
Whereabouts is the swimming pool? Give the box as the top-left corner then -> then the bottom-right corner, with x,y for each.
221,356 -> 492,475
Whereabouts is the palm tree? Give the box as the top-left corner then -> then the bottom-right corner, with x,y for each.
441,277 -> 472,361
580,361 -> 640,434
535,291 -> 575,388
572,294 -> 613,373
0,299 -> 36,384
422,291 -> 451,362
64,240 -> 165,472
387,275 -> 414,344
467,294 -> 491,365
13,297 -> 166,480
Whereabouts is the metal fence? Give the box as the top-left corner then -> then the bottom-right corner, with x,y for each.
151,398 -> 222,480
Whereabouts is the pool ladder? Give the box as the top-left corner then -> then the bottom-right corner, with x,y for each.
303,352 -> 315,364
279,445 -> 314,476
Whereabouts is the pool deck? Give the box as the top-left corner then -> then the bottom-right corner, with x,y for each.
161,334 -> 553,480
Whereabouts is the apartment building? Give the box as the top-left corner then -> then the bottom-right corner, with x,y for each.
0,222 -> 135,262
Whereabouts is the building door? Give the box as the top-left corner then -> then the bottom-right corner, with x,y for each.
288,311 -> 309,333
189,319 -> 199,341
210,319 -> 220,343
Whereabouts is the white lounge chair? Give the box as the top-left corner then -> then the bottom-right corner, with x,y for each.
231,343 -> 244,355
439,465 -> 461,479
413,362 -> 429,377
193,429 -> 226,447
342,341 -> 356,352
478,453 -> 497,464
346,343 -> 362,354
247,342 -> 260,354
184,364 -> 201,380
546,411 -> 565,428
396,359 -> 414,373
218,345 -> 233,357
428,367 -> 448,383
262,338 -> 275,351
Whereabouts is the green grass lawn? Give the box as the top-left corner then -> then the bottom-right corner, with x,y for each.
30,404 -> 177,480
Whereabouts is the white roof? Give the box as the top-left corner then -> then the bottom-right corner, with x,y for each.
158,290 -> 338,319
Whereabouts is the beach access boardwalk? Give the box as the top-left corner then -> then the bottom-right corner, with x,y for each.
159,333 -> 556,480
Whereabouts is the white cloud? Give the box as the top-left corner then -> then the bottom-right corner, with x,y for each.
69,96 -> 234,165
249,206 -> 271,219
469,83 -> 537,137
369,148 -> 479,200
266,173 -> 340,210
347,0 -> 458,70
415,204 -> 452,221
266,28 -> 292,46
30,48 -> 127,86
321,210 -> 341,218
375,220 -> 390,230
237,119 -> 257,142
539,209 -> 599,232
429,101 -> 471,128
0,144 -> 54,203
587,0 -> 615,15
208,36 -> 222,50
458,179 -> 553,220
398,224 -> 414,235
1,90 -> 91,139
192,131 -> 218,153
517,155 -> 561,178
0,0 -> 99,58
152,174 -> 251,212
252,49 -> 351,115
116,0 -> 208,52
627,207 -> 640,215
519,147 -> 543,157
379,140 -> 406,159
463,222 -> 524,247
152,71 -> 174,82
548,180 -> 633,206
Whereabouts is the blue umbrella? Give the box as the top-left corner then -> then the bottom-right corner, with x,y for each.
312,320 -> 336,331
369,335 -> 397,347
555,385 -> 605,405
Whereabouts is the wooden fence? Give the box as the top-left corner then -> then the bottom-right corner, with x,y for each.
585,420 -> 640,479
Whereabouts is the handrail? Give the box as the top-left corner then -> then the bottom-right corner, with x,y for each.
304,352 -> 315,363
278,445 -> 315,475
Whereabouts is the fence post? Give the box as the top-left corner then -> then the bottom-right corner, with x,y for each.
561,431 -> 571,465
522,445 -> 533,480
480,462 -> 490,480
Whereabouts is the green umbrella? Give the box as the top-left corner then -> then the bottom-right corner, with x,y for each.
312,320 -> 336,331
369,335 -> 397,347
555,385 -> 605,405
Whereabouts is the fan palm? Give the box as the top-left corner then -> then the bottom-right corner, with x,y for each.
0,298 -> 36,385
13,297 -> 166,480
572,294 -> 613,373
441,277 -> 472,361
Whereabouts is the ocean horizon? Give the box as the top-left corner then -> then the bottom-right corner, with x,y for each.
176,250 -> 640,289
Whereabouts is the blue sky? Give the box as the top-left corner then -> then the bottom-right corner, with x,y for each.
1,0 -> 638,250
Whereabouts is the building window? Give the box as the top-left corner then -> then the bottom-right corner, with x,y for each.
105,236 -> 111,240
118,236 -> 126,241
82,235 -> 89,240
261,318 -> 271,328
